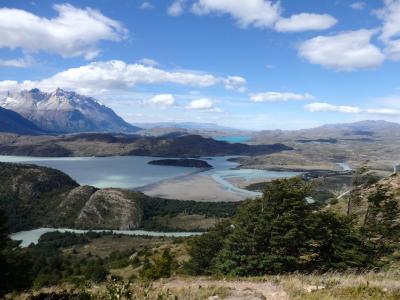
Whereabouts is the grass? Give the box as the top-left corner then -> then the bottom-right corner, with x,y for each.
12,283 -> 230,300
143,214 -> 223,232
273,272 -> 400,300
9,272 -> 400,299
139,284 -> 230,300
300,285 -> 400,300
63,235 -> 176,258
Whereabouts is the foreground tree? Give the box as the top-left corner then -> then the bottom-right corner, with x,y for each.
187,178 -> 371,276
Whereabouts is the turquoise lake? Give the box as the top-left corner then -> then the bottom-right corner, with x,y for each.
214,136 -> 251,143
0,155 -> 300,196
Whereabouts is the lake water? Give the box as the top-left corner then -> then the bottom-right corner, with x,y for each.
214,136 -> 251,143
10,228 -> 202,247
0,155 -> 201,189
210,169 -> 302,198
0,156 -> 301,195
337,162 -> 352,171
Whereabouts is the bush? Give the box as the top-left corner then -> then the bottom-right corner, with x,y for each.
139,248 -> 176,281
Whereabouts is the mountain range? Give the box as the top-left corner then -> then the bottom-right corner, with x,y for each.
0,107 -> 46,135
0,88 -> 140,134
135,121 -> 250,137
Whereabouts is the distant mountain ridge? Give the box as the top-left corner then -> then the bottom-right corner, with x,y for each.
317,120 -> 400,131
253,120 -> 400,142
0,133 -> 293,157
134,122 -> 240,131
0,107 -> 46,135
0,88 -> 140,133
135,121 -> 251,138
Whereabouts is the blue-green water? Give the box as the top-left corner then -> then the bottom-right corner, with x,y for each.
0,156 -> 300,192
0,155 -> 200,189
10,228 -> 202,247
214,136 -> 251,143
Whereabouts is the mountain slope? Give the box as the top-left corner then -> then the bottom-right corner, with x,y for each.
0,133 -> 293,157
253,120 -> 400,143
332,171 -> 400,224
0,88 -> 140,133
0,107 -> 45,135
0,162 -> 144,231
135,122 -> 250,138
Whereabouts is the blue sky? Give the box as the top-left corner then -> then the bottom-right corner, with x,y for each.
0,0 -> 400,130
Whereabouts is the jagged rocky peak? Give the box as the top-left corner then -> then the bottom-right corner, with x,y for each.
0,88 -> 140,133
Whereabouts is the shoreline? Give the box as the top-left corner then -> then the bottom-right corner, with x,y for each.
138,173 -> 252,202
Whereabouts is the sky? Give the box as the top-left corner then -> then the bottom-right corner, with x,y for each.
0,0 -> 400,130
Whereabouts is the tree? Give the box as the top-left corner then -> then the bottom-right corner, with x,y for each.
0,209 -> 33,296
362,187 -> 400,259
185,221 -> 232,275
187,178 -> 372,276
140,248 -> 177,281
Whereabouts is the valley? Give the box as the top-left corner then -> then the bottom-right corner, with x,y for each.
2,1 -> 400,298
1,90 -> 400,300
1,101 -> 400,300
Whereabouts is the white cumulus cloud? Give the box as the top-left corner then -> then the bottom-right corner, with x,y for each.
275,13 -> 337,32
168,0 -> 186,16
190,0 -> 336,33
224,76 -> 247,92
350,2 -> 366,10
298,30 -> 385,71
138,58 -> 159,67
0,4 -> 127,59
148,94 -> 175,108
306,102 -> 400,115
305,102 -> 361,113
377,0 -> 400,61
191,0 -> 281,29
139,2 -> 154,10
0,56 -> 34,68
365,108 -> 400,115
0,60 -> 245,95
186,98 -> 223,112
0,80 -> 19,93
251,92 -> 315,102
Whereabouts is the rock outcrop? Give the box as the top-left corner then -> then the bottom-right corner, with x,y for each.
0,162 -> 144,231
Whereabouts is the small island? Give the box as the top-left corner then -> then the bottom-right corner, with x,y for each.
148,158 -> 213,168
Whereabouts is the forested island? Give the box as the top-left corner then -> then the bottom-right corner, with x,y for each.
148,158 -> 213,168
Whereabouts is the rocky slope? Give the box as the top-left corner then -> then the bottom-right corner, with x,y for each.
0,162 -> 144,231
330,171 -> 400,224
0,133 -> 292,157
0,89 -> 140,133
0,107 -> 46,135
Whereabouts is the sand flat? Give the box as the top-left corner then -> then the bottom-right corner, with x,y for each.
138,173 -> 249,202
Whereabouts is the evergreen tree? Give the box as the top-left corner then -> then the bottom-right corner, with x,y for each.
362,187 -> 400,259
187,178 -> 371,276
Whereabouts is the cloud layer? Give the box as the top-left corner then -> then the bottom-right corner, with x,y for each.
275,13 -> 337,32
377,0 -> 400,61
306,102 -> 400,115
190,0 -> 336,32
0,60 -> 246,94
251,92 -> 315,102
168,0 -> 186,16
0,4 -> 127,59
0,56 -> 34,68
305,102 -> 361,113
